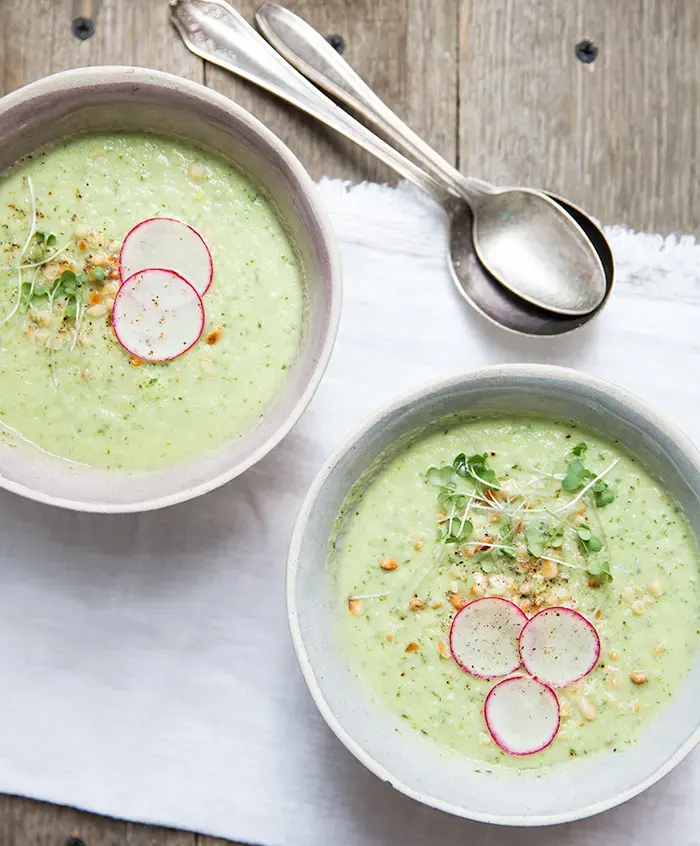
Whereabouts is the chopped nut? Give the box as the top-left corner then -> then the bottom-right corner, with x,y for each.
652,644 -> 666,658
470,584 -> 486,598
74,225 -> 89,239
102,281 -> 119,297
41,262 -> 61,281
385,633 -> 393,643
630,670 -> 648,685
606,668 -> 622,689
609,649 -> 620,661
103,297 -> 115,312
413,540 -> 423,551
77,239 -> 88,251
380,557 -> 399,571
408,597 -> 425,612
91,252 -> 107,267
489,512 -> 500,523
572,513 -> 586,526
44,332 -> 64,350
472,572 -> 487,588
541,559 -> 558,580
449,591 -> 467,610
88,291 -> 103,305
520,598 -> 532,614
429,599 -> 443,609
189,162 -> 206,181
519,580 -> 532,596
86,303 -> 107,318
580,696 -> 597,721
486,574 -> 513,597
515,543 -> 529,563
620,585 -> 636,606
559,701 -> 572,718
437,640 -> 451,659
474,536 -> 494,552
648,580 -> 664,598
205,325 -> 224,345
631,600 -> 645,616
129,355 -> 145,367
348,598 -> 363,616
478,731 -> 492,747
405,641 -> 420,653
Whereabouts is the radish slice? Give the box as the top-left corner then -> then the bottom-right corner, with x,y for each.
449,597 -> 528,679
519,606 -> 600,688
112,268 -> 205,362
484,676 -> 560,756
120,217 -> 213,296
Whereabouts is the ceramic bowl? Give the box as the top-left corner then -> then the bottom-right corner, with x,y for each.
0,67 -> 340,512
288,364 -> 700,825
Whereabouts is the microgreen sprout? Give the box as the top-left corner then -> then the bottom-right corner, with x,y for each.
555,458 -> 619,514
577,525 -> 603,554
453,452 -> 500,491
586,559 -> 613,585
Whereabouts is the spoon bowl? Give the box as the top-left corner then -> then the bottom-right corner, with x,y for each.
448,197 -> 613,336
467,185 -> 607,316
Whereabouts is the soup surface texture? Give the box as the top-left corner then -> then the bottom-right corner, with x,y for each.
0,133 -> 304,470
332,415 -> 700,770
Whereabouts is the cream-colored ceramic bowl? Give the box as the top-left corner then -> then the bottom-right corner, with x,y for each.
288,365 -> 700,825
0,67 -> 340,512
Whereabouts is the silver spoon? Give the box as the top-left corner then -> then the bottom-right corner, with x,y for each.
254,0 -> 614,311
171,1 -> 604,318
169,0 -> 612,335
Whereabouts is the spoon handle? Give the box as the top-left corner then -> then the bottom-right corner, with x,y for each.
254,1 -> 492,200
168,0 -> 454,205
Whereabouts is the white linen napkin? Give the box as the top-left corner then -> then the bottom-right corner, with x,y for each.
1,179 -> 700,846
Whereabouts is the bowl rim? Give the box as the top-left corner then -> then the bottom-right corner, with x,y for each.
0,66 -> 342,512
287,363 -> 700,826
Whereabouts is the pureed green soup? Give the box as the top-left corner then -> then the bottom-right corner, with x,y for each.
332,415 -> 700,770
0,133 -> 304,470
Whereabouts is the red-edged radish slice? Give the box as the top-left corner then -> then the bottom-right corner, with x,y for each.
519,606 -> 600,689
449,597 -> 528,679
112,268 -> 205,362
484,676 -> 560,756
120,217 -> 213,296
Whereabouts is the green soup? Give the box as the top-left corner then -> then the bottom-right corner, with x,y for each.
332,416 -> 700,771
0,133 -> 304,470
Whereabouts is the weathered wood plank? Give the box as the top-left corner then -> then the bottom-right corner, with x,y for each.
459,0 -> 700,234
0,795 -> 197,845
204,0 -> 459,183
0,0 -> 203,96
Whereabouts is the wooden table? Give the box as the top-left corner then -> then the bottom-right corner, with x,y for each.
0,0 -> 698,843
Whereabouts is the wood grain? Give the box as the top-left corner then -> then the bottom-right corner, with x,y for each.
203,0 -> 459,184
0,0 -> 203,93
459,0 -> 700,233
0,0 -> 698,843
0,795 -> 196,845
